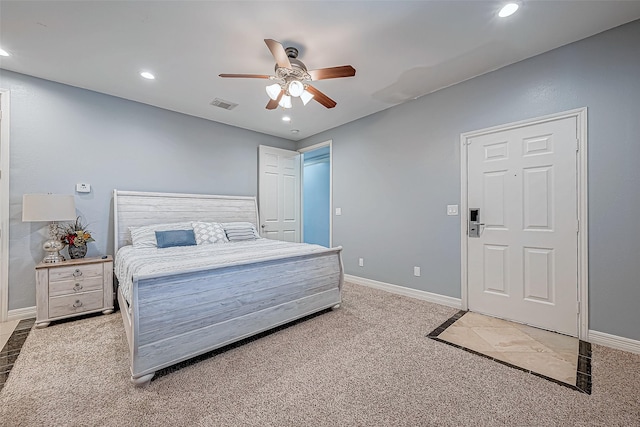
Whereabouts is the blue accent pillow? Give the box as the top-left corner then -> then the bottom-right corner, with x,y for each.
155,229 -> 197,249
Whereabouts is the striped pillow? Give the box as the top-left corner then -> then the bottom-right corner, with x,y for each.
222,222 -> 261,242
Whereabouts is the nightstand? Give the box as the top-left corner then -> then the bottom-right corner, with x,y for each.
35,256 -> 114,328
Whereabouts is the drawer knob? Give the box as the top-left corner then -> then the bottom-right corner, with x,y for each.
73,300 -> 83,308
73,283 -> 83,291
72,269 -> 83,278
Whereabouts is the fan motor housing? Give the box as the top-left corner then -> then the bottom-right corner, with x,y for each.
273,46 -> 310,81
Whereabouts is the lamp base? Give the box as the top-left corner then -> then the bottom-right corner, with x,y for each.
43,239 -> 66,263
43,252 -> 66,263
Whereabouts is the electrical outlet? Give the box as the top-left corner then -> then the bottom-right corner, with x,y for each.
414,266 -> 421,277
358,258 -> 364,267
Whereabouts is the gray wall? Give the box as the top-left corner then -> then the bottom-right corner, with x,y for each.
299,20 -> 640,341
1,70 -> 294,310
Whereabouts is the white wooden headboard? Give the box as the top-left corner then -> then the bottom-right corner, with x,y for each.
113,190 -> 259,253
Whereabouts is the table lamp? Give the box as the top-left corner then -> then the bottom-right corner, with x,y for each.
22,194 -> 77,263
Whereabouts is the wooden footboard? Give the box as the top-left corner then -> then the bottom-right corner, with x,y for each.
125,249 -> 343,385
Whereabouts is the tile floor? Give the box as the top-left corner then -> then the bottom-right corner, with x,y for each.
428,311 -> 591,393
1,319 -> 20,350
1,318 -> 35,391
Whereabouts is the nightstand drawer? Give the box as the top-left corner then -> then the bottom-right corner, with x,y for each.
49,263 -> 103,282
49,276 -> 104,297
48,291 -> 104,318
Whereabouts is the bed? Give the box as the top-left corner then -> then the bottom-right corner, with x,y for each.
113,190 -> 343,386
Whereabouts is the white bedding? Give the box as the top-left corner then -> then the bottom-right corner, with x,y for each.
115,239 -> 334,304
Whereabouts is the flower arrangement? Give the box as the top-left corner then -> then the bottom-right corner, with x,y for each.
61,216 -> 95,247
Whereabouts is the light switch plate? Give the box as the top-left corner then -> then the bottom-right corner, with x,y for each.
76,183 -> 91,193
447,204 -> 459,216
335,207 -> 342,216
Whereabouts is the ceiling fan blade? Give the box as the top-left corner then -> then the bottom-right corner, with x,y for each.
266,90 -> 284,110
219,73 -> 271,79
308,65 -> 356,81
306,85 -> 337,109
264,39 -> 292,69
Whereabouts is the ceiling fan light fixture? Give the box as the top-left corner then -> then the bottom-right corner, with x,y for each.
300,90 -> 314,106
221,38 -> 353,110
288,80 -> 304,97
266,83 -> 282,100
498,3 -> 519,17
278,95 -> 292,109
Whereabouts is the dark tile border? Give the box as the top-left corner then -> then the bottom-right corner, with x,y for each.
427,312 -> 592,395
427,310 -> 467,338
0,318 -> 35,391
576,340 -> 592,394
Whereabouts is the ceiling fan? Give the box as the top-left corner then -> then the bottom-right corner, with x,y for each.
219,39 -> 356,110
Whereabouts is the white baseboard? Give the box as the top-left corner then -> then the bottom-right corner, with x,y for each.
589,330 -> 640,355
344,274 -> 462,309
8,306 -> 36,321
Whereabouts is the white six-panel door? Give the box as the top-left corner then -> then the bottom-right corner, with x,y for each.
258,145 -> 301,242
467,116 -> 578,336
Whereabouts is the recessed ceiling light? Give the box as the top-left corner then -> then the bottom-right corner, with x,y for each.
140,71 -> 155,80
0,48 -> 10,57
282,116 -> 291,122
498,3 -> 519,18
291,129 -> 300,134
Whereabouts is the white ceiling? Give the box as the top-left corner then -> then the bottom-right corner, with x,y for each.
2,1 -> 640,141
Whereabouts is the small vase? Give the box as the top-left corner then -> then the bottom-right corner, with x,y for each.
68,243 -> 88,259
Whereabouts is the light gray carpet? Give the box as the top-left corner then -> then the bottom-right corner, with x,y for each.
1,282 -> 639,426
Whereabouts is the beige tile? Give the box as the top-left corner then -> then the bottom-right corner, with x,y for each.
472,326 -> 553,353
438,312 -> 581,386
0,319 -> 19,335
438,325 -> 495,352
455,312 -> 514,328
0,332 -> 12,350
498,351 -> 577,384
512,323 -> 578,364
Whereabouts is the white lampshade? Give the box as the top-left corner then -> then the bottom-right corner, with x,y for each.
22,194 -> 77,222
278,95 -> 292,109
265,83 -> 282,101
300,90 -> 315,106
288,80 -> 304,97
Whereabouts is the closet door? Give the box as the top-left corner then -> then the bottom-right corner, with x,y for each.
258,145 -> 301,242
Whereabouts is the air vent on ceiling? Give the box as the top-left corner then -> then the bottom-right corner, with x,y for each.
210,98 -> 238,110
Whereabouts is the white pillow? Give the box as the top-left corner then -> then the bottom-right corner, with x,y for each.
129,222 -> 193,248
192,221 -> 228,245
222,222 -> 261,242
